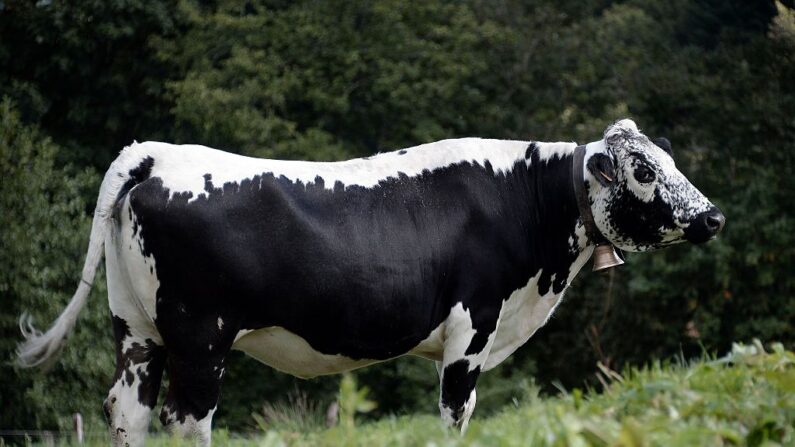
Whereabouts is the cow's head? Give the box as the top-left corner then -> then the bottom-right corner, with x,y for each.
586,119 -> 725,252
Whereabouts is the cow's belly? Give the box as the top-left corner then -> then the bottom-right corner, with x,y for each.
231,327 -> 376,378
231,325 -> 444,378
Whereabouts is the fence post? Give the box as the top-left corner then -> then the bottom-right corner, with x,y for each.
73,413 -> 84,444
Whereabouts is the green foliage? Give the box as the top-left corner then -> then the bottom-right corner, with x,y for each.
338,373 -> 377,430
0,0 -> 178,167
157,0 -> 516,159
0,99 -> 113,431
268,342 -> 795,446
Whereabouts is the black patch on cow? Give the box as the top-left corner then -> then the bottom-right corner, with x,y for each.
117,156 -> 155,203
440,359 -> 481,421
131,212 -> 140,238
203,173 -> 213,193
683,206 -> 723,243
606,187 -> 677,248
398,150 -> 407,155
111,315 -> 166,409
653,137 -> 673,157
587,153 -> 616,187
525,142 -> 538,160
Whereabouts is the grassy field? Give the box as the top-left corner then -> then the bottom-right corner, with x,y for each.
17,341 -> 795,446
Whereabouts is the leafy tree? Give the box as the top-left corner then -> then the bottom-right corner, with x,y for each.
157,0 -> 515,159
0,0 -> 179,168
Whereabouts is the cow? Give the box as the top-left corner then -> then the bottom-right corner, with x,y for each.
17,119 -> 724,446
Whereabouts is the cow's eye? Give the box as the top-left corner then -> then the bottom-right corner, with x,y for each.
634,165 -> 655,183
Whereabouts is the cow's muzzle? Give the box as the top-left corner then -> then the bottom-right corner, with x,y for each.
685,206 -> 725,243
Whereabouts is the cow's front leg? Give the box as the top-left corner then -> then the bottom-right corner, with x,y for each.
439,358 -> 481,431
437,302 -> 499,432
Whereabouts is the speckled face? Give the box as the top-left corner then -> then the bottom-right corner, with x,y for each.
589,119 -> 725,252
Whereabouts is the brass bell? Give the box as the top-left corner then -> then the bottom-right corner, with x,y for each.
592,244 -> 625,272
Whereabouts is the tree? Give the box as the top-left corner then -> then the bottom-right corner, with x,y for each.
0,0 -> 179,168
157,0 -> 515,159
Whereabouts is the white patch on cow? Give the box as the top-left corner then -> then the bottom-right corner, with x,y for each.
233,329 -> 254,343
106,360 -> 155,447
107,219 -> 161,349
208,344 -> 213,351
605,118 -> 639,138
108,199 -> 161,340
163,406 -> 215,447
231,326 -> 378,378
485,246 -> 594,371
410,324 -> 444,361
459,388 -> 477,433
441,303 -> 480,370
532,141 -> 578,164
217,317 -> 224,331
439,401 -> 458,427
625,158 -> 657,203
120,138 -> 532,203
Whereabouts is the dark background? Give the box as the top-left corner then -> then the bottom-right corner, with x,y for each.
1,0 -> 794,434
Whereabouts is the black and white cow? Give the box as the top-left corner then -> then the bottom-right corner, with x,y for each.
18,119 -> 723,446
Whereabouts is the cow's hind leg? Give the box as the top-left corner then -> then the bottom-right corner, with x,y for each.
104,232 -> 165,447
105,314 -> 166,447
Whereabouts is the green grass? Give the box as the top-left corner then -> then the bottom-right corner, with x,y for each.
279,341 -> 795,447
21,341 -> 795,446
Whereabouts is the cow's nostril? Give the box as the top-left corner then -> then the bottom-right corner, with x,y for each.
705,212 -> 725,233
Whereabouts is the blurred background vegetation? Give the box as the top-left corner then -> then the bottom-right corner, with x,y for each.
1,0 -> 794,436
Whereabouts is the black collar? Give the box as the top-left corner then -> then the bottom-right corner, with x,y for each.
572,144 -> 604,246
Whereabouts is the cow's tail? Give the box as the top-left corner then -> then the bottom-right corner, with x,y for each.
17,143 -> 151,370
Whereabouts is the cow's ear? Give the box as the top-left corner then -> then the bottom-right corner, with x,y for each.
653,137 -> 673,157
587,153 -> 616,187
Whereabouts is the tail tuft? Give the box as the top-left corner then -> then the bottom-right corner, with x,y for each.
16,281 -> 93,370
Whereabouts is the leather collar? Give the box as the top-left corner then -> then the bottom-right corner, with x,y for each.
572,144 -> 604,245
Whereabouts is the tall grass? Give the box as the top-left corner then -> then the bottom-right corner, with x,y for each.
251,390 -> 327,434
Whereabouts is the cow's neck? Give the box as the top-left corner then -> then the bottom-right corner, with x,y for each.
481,142 -> 592,370
515,142 -> 590,295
